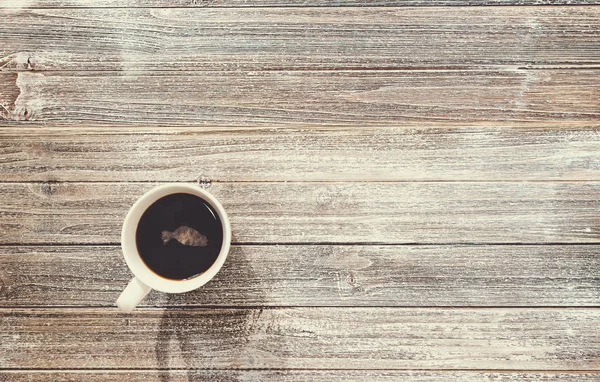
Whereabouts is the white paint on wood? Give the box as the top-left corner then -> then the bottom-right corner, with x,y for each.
1,125 -> 600,181
1,182 -> 600,244
1,307 -> 598,369
2,370 -> 599,381
1,7 -> 599,71
1,70 -> 598,125
2,0 -> 599,7
1,245 -> 598,307
0,1 -> 598,376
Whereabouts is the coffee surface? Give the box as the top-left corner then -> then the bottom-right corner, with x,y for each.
136,193 -> 223,280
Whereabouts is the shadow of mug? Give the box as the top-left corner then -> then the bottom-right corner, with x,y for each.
155,245 -> 265,382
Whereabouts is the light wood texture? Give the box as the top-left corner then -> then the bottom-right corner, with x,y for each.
1,245 -> 598,307
1,7 -> 599,71
2,370 -> 599,382
2,70 -> 599,126
1,182 -> 600,245
1,307 -> 598,369
1,0 -> 599,377
2,125 -> 600,182
3,0 -> 600,8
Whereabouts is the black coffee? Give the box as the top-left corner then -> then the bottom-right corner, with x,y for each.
136,193 -> 223,280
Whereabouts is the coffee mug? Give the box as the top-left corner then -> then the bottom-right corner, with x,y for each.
116,183 -> 231,313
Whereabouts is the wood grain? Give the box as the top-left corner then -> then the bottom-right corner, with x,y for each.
2,370 -> 599,382
3,182 -> 600,245
2,125 -> 600,182
1,7 -> 599,72
1,2 -> 599,376
3,0 -> 600,8
1,307 -> 598,369
1,70 -> 599,126
1,245 -> 598,307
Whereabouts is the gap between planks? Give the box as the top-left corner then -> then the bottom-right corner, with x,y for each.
3,67 -> 600,73
2,368 -> 600,372
4,4 -> 600,8
2,3 -> 600,10
3,242 -> 600,245
4,306 -> 600,309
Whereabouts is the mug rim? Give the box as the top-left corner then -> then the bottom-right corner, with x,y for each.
121,183 -> 231,293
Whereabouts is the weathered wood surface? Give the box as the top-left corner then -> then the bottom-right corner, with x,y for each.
2,70 -> 599,125
1,307 -> 598,369
2,125 -> 600,182
1,0 -> 599,376
1,7 -> 599,72
3,0 -> 600,8
2,245 -> 598,307
2,182 -> 600,245
2,370 -> 599,382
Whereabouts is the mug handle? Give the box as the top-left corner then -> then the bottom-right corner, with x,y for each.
116,277 -> 151,313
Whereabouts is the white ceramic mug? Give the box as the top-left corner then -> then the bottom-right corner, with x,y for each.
116,184 -> 231,313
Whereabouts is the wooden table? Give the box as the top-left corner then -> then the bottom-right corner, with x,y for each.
1,1 -> 599,380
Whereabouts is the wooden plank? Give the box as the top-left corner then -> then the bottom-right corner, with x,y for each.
0,73 -> 18,121
1,370 -> 599,382
1,70 -> 599,126
2,124 -> 600,182
1,7 -> 599,72
2,182 -> 600,244
1,245 -> 598,307
3,0 -> 600,8
1,307 -> 598,369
